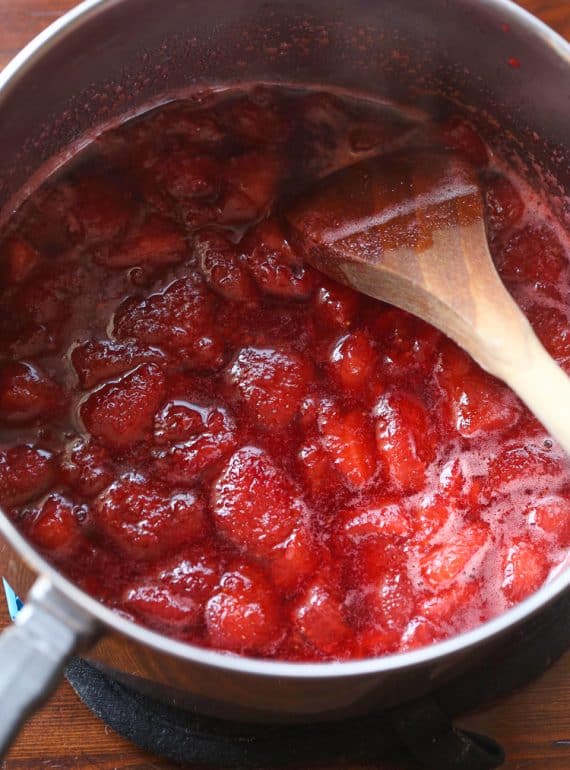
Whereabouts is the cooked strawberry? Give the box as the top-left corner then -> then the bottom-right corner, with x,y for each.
297,439 -> 340,496
2,237 -> 41,283
96,215 -> 187,268
291,575 -> 350,654
434,336 -> 476,381
0,361 -> 62,423
113,275 -> 215,354
400,617 -> 440,651
370,307 -> 441,379
154,429 -> 237,484
314,279 -> 361,328
28,493 -> 84,556
437,457 -> 484,512
17,263 -> 87,326
338,498 -> 411,545
154,401 -> 209,444
156,397 -> 233,440
0,446 -> 54,507
374,390 -> 436,492
352,568 -> 415,633
270,525 -> 321,595
123,546 -> 220,630
495,224 -> 565,285
437,342 -> 522,437
525,496 -> 570,546
244,219 -> 314,299
60,439 -> 114,497
73,175 -> 132,243
484,174 -> 524,239
195,229 -> 257,302
343,535 -> 404,586
319,406 -> 377,488
21,181 -> 81,253
343,535 -> 410,628
298,393 -> 330,432
181,200 -> 223,230
220,151 -> 282,224
186,333 -> 226,371
151,152 -> 222,200
205,561 -> 283,653
211,447 -> 307,557
18,277 -> 66,326
71,339 -> 165,388
436,117 -> 488,167
4,321 -> 58,361
420,524 -> 490,587
227,346 -> 311,430
328,330 -> 377,391
450,373 -> 521,437
4,323 -> 59,360
411,494 -> 451,542
526,305 -> 570,367
356,626 -> 401,657
161,110 -> 225,143
81,363 -> 166,448
64,541 -> 131,603
94,472 -> 207,558
486,443 -> 564,494
420,580 -> 480,628
501,540 -> 549,604
224,94 -> 290,145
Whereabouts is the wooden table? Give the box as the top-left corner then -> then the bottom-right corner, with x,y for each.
1,1 -> 569,768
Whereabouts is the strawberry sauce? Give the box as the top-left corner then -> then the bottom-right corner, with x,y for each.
0,87 -> 568,661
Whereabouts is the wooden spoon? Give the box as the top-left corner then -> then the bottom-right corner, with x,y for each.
286,147 -> 570,453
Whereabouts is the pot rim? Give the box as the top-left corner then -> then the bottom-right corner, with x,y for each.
0,0 -> 569,680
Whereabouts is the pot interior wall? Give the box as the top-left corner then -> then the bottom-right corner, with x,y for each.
0,0 -> 568,226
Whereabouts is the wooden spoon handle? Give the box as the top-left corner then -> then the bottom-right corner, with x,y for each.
465,296 -> 570,455
499,330 -> 570,455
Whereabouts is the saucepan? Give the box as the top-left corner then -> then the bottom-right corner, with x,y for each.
0,0 -> 569,758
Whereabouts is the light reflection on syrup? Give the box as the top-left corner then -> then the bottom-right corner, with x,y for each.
287,148 -> 481,268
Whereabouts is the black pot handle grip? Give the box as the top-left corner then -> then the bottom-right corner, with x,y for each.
390,696 -> 505,770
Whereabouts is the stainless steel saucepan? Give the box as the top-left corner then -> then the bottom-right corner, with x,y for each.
0,0 -> 569,757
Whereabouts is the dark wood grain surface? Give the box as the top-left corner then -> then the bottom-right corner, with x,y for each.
1,1 -> 569,768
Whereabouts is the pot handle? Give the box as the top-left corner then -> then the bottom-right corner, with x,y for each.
0,576 -> 99,757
